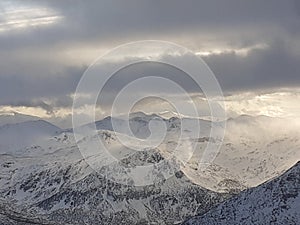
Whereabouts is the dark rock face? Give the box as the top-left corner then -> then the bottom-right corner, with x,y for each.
120,149 -> 165,167
183,161 -> 300,225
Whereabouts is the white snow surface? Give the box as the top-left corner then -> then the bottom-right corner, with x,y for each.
183,161 -> 300,225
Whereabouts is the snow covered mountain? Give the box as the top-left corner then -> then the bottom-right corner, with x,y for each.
0,112 -> 40,127
183,161 -> 300,225
91,113 -> 300,193
0,112 -> 299,224
0,120 -> 61,155
0,131 -> 228,224
184,115 -> 300,192
0,114 -> 228,224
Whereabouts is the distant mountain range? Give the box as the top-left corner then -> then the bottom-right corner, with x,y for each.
0,112 -> 299,224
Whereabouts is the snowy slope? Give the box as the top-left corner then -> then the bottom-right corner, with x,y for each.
1,113 -> 298,192
0,113 -> 299,224
90,113 -> 300,193
0,111 -> 40,127
0,139 -> 227,225
0,120 -> 61,154
184,115 -> 300,192
0,198 -> 63,225
183,161 -> 300,225
0,127 -> 227,224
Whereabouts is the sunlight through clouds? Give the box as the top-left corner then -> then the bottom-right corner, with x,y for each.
195,43 -> 268,57
0,1 -> 62,33
224,89 -> 300,119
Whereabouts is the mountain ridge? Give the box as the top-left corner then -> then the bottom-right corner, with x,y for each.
183,161 -> 300,225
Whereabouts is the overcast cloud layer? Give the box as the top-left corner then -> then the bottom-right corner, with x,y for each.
0,0 -> 299,125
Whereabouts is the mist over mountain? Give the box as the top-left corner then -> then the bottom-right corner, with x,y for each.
0,112 -> 299,224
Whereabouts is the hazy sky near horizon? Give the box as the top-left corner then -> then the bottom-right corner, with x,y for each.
0,0 -> 299,127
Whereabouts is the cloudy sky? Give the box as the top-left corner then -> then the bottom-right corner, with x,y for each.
0,0 -> 299,127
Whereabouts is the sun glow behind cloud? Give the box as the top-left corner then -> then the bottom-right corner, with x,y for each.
0,1 -> 62,33
0,88 -> 299,128
224,89 -> 300,119
195,43 -> 268,57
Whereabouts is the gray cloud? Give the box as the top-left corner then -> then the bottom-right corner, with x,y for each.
0,64 -> 85,116
0,0 -> 298,49
204,40 -> 300,92
0,0 -> 299,117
